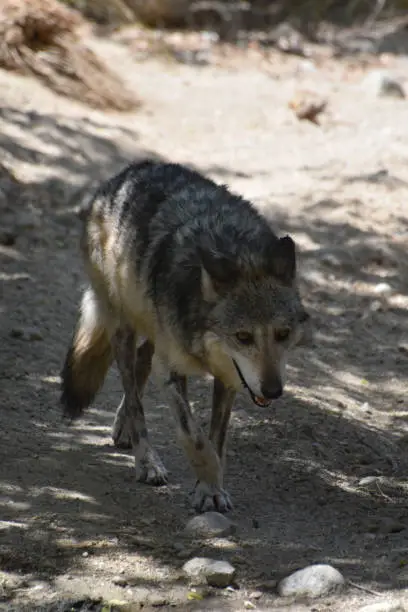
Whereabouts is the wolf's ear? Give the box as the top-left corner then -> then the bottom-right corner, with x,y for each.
198,247 -> 238,301
269,235 -> 296,284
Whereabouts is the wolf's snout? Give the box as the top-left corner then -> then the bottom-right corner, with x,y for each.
261,381 -> 283,400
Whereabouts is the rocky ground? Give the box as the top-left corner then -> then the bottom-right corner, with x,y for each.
0,25 -> 408,612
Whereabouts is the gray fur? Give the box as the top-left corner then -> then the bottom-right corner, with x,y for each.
61,160 -> 309,512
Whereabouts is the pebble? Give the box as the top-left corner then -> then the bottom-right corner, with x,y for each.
278,564 -> 345,599
362,70 -> 405,99
358,602 -> 407,612
182,557 -> 236,587
184,512 -> 236,538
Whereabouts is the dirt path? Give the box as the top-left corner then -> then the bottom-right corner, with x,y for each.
1,33 -> 408,611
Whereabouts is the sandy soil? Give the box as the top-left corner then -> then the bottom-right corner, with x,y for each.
0,29 -> 408,612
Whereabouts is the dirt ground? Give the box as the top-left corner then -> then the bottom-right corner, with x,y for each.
1,28 -> 408,612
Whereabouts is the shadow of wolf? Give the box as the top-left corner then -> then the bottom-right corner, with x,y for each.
61,160 -> 309,513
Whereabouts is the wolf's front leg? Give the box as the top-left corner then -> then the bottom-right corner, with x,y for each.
192,378 -> 235,513
159,371 -> 232,513
112,327 -> 168,486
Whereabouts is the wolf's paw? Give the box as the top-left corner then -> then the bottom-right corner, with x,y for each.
112,419 -> 132,450
191,481 -> 233,513
135,447 -> 168,486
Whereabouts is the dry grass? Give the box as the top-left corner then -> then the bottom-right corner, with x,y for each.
0,0 -> 139,111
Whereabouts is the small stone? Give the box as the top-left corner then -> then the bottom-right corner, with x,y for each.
244,601 -> 256,609
249,590 -> 263,600
82,551 -> 89,558
112,575 -> 128,586
182,557 -> 236,588
278,564 -> 345,599
362,70 -> 405,99
358,602 -> 406,612
185,512 -> 236,538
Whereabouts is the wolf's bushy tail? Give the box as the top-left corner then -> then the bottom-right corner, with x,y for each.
61,288 -> 114,419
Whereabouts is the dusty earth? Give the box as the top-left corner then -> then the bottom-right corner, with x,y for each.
1,27 -> 408,612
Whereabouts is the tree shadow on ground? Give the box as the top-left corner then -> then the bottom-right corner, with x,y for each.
0,110 -> 408,608
0,106 -> 158,217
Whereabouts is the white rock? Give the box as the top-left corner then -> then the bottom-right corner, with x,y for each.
185,512 -> 236,537
182,557 -> 236,587
278,564 -> 345,598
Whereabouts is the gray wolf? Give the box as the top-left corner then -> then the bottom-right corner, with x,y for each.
61,160 -> 309,513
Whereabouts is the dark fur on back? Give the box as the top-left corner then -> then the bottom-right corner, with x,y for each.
84,161 -> 292,344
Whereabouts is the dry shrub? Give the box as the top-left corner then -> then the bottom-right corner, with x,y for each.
0,0 -> 139,111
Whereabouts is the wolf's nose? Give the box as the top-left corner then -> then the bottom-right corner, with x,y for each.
261,383 -> 283,400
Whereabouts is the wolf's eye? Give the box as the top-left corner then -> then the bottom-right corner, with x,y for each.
275,327 -> 291,342
235,331 -> 254,345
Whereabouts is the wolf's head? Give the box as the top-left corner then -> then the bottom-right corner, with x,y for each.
200,235 -> 309,407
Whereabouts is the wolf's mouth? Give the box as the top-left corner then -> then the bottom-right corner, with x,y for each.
233,361 -> 272,408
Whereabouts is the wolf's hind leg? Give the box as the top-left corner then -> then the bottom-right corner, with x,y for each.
112,336 -> 154,449
112,327 -> 168,486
